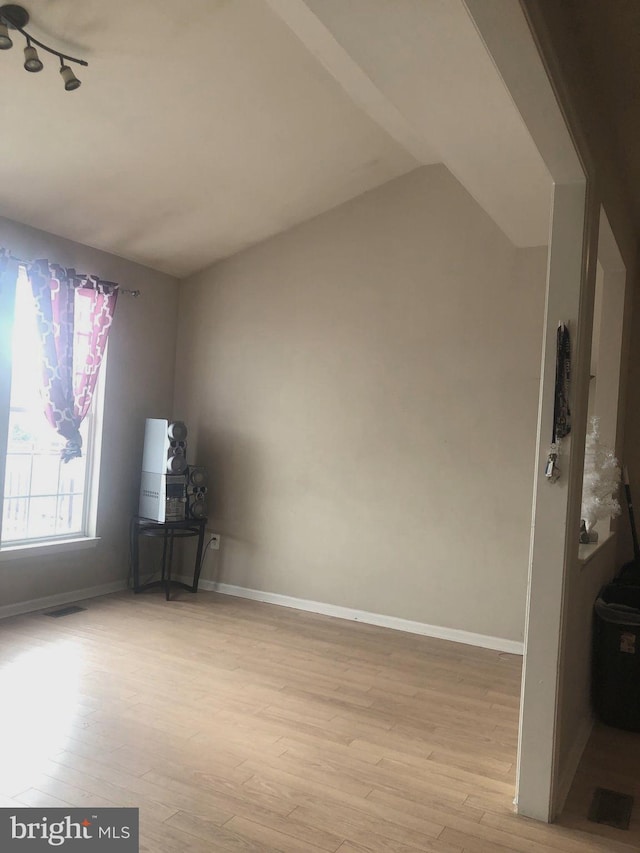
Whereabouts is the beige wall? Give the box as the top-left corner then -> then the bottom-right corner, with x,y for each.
175,166 -> 547,642
0,217 -> 179,607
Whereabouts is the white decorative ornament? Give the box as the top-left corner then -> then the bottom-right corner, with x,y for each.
581,416 -> 621,534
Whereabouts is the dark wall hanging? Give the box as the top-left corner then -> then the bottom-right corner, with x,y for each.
545,321 -> 571,482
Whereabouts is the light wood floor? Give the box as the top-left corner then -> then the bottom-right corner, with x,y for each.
0,590 -> 636,852
560,721 -> 640,847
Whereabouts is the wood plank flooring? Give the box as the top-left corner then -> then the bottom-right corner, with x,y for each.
560,722 -> 640,847
0,590 -> 636,852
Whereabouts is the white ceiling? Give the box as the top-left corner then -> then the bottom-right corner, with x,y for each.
0,0 -> 551,278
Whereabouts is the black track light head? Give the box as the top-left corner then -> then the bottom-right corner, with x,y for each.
23,38 -> 42,71
60,63 -> 81,91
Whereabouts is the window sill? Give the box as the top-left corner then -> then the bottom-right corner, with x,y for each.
579,531 -> 615,566
0,536 -> 100,562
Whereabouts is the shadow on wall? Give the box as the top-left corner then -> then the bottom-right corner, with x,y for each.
194,426 -> 263,588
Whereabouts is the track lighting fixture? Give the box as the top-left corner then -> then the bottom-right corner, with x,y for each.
0,4 -> 87,89
0,19 -> 12,49
23,38 -> 42,72
59,59 -> 80,91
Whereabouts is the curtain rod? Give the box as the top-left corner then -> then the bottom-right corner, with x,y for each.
4,251 -> 141,297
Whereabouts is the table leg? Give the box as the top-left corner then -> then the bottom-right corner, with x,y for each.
167,531 -> 175,601
160,530 -> 168,581
131,518 -> 140,592
160,529 -> 169,600
193,523 -> 205,592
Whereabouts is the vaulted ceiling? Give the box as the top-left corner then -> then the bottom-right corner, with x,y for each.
0,0 -> 552,277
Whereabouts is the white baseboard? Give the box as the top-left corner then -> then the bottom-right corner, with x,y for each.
555,713 -> 594,816
1,573 -> 524,656
0,579 -> 128,620
184,577 -> 524,655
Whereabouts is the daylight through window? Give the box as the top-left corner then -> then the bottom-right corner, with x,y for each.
1,268 -> 97,545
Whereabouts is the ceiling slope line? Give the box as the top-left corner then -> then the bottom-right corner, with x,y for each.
263,0 -> 438,167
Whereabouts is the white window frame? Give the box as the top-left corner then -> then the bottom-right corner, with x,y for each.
0,265 -> 105,557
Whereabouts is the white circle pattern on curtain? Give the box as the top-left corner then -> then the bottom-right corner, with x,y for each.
28,260 -> 118,462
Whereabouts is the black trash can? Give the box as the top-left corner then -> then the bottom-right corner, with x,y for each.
593,583 -> 640,731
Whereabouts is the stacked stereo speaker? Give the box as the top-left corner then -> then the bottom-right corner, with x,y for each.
138,419 -> 208,522
186,466 -> 207,519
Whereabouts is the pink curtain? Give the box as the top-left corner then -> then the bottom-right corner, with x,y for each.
28,260 -> 118,462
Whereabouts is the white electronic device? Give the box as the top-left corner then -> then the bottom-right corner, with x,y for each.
138,418 -> 188,521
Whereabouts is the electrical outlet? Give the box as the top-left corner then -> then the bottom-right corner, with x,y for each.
208,532 -> 221,550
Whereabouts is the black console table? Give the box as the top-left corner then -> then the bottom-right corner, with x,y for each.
130,516 -> 207,601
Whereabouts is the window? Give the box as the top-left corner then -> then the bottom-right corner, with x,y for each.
579,209 -> 626,556
0,267 -> 102,547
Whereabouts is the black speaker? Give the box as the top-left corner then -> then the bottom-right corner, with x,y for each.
167,421 -> 188,474
188,466 -> 207,487
167,440 -> 187,474
186,466 -> 208,519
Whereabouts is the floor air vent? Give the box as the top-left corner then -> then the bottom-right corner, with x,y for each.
44,605 -> 87,618
588,787 -> 634,830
